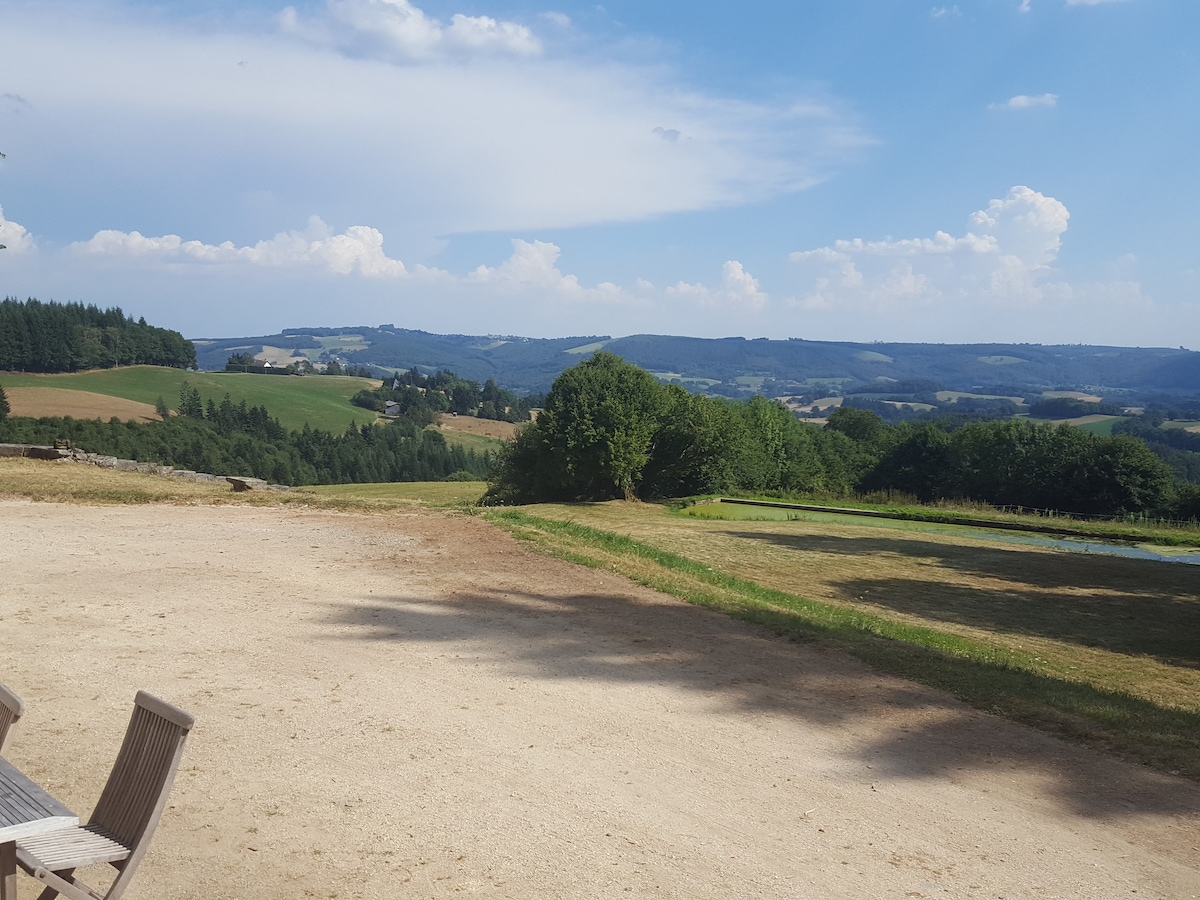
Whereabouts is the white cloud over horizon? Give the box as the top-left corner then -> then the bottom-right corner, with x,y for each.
778,185 -> 1195,344
73,216 -> 414,278
788,186 -> 1072,316
2,187 -> 1190,347
0,207 -> 35,255
667,261 -> 769,313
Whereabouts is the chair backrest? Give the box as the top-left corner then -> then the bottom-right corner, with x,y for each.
0,681 -> 24,754
88,691 -> 195,859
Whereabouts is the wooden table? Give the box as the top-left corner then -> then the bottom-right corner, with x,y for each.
0,756 -> 77,900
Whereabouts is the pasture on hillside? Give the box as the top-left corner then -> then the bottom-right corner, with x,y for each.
0,366 -> 381,432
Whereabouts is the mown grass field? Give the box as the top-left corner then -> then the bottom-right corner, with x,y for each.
486,500 -> 1200,780
0,366 -> 380,432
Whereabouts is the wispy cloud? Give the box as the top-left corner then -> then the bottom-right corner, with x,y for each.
1021,0 -> 1130,9
279,0 -> 541,62
3,3 -> 870,247
930,7 -> 962,18
991,93 -> 1059,110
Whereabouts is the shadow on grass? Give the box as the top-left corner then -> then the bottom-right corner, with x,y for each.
317,582 -> 1200,820
724,529 -> 1200,669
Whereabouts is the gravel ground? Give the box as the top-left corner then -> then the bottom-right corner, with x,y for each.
2,500 -> 1197,899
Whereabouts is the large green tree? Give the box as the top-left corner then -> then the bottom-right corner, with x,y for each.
534,351 -> 669,500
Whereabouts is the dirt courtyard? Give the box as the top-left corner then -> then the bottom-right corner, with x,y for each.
2,500 -> 1197,899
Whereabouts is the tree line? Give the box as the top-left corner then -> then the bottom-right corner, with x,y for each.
0,384 -> 491,486
0,298 -> 196,372
485,352 -> 1198,520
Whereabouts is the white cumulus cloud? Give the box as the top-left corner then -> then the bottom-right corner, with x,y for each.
668,260 -> 769,312
73,217 -> 410,278
469,239 -> 629,305
788,186 -> 1070,314
0,207 -> 36,255
279,0 -> 541,62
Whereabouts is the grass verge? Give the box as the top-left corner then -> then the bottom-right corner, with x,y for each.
486,508 -> 1200,780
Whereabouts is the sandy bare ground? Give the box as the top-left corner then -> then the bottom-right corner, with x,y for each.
1,500 -> 1197,900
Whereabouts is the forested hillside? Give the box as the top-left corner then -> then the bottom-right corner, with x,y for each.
191,324 -> 1200,397
0,298 -> 195,372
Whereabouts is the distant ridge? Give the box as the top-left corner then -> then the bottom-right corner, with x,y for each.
190,326 -> 1199,397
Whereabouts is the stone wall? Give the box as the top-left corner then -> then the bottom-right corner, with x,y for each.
0,443 -> 289,492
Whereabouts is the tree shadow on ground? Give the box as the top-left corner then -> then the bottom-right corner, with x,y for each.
316,584 -> 1200,821
723,529 -> 1200,668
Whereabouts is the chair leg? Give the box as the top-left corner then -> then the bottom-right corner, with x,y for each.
33,867 -> 88,900
1,842 -> 17,900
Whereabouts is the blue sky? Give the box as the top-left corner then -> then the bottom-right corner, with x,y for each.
1,0 -> 1197,344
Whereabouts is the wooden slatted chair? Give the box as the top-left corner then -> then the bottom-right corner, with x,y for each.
15,691 -> 195,900
0,682 -> 24,754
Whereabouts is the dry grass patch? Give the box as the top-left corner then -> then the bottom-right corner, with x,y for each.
433,414 -> 520,441
0,458 -> 482,512
5,386 -> 160,421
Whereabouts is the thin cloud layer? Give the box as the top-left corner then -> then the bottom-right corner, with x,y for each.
1,4 -> 867,246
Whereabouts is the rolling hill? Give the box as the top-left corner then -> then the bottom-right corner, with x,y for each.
190,326 -> 1200,399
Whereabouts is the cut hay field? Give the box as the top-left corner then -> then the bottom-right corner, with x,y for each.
1041,413 -> 1125,435
1162,420 -> 1200,434
488,500 -> 1200,779
0,366 -> 379,432
428,414 -> 517,453
935,390 -> 1025,405
5,386 -> 160,422
1043,390 -> 1104,402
